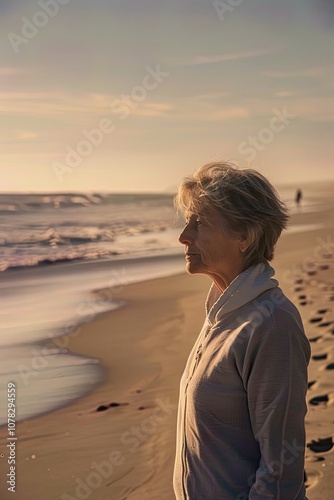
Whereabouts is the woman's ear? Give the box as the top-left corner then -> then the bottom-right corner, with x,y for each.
238,232 -> 252,253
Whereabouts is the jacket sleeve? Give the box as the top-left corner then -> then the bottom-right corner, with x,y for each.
243,328 -> 310,499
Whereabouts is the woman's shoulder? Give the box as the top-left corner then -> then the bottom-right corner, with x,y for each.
219,287 -> 310,351
251,287 -> 305,334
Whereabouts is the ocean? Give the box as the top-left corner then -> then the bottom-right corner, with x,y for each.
0,188 -> 329,424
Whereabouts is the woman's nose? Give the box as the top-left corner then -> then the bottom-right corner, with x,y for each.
179,225 -> 193,245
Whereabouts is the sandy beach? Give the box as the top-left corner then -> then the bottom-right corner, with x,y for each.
1,197 -> 334,500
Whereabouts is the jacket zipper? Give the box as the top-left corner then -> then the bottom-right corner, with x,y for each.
181,325 -> 211,499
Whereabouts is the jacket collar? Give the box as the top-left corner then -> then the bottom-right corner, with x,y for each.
205,262 -> 279,326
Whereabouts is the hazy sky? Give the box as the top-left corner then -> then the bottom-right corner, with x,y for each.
1,0 -> 333,192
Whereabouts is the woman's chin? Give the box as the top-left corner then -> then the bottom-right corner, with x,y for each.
185,261 -> 203,274
185,254 -> 206,274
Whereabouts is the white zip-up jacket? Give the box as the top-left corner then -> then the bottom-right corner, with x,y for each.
173,262 -> 310,499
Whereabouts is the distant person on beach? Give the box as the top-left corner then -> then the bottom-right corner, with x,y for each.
295,188 -> 303,206
173,162 -> 310,499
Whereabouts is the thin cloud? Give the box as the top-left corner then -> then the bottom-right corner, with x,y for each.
0,130 -> 39,144
209,107 -> 249,121
307,114 -> 334,122
0,91 -> 173,120
189,91 -> 228,101
0,91 -> 118,118
264,67 -> 327,78
0,91 -> 68,100
274,91 -> 299,97
124,102 -> 174,117
258,96 -> 333,121
17,131 -> 39,140
167,106 -> 249,122
184,48 -> 279,66
0,152 -> 60,158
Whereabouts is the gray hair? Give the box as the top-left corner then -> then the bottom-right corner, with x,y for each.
175,162 -> 289,268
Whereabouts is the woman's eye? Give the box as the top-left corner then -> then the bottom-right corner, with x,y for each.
184,217 -> 203,226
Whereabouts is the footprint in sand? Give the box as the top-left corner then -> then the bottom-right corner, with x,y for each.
326,363 -> 334,370
96,404 -> 109,412
312,353 -> 328,361
319,264 -> 330,271
309,317 -> 323,324
309,394 -> 329,406
295,279 -> 303,284
305,455 -> 325,463
317,309 -> 330,314
307,437 -> 333,453
304,468 -> 324,489
96,402 -> 129,412
309,336 -> 323,343
308,380 -> 317,389
318,321 -> 333,328
298,294 -> 311,306
307,270 -> 317,276
295,287 -> 304,292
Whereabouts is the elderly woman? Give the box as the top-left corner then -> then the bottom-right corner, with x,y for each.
173,163 -> 310,499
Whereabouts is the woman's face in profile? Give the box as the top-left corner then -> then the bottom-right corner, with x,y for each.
178,207 -> 245,280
